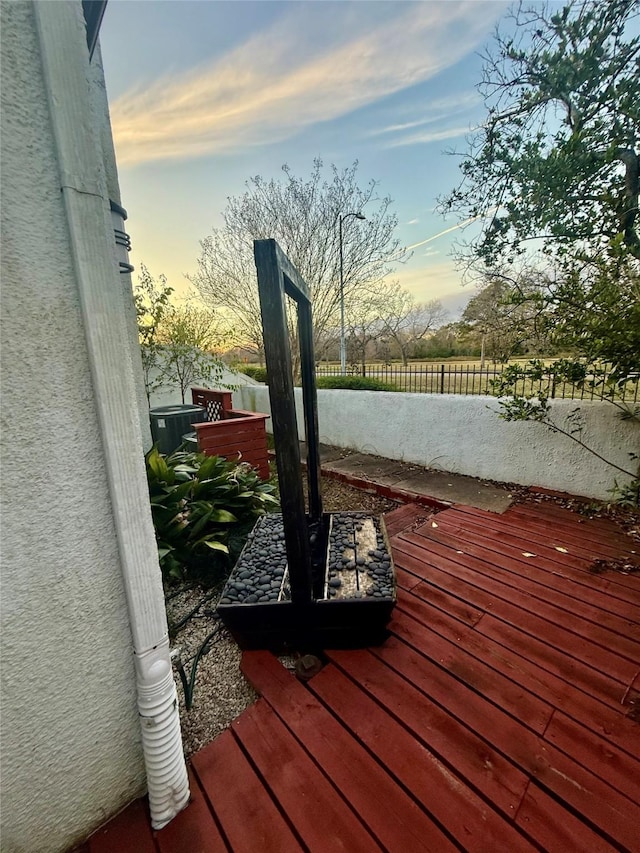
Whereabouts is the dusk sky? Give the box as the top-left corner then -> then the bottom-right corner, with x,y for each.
100,0 -> 514,317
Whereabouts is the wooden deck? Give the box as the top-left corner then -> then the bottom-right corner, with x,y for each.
87,501 -> 640,852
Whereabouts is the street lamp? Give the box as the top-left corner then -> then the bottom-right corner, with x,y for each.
339,211 -> 366,375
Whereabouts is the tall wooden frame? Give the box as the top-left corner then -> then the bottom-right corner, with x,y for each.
253,239 -> 324,604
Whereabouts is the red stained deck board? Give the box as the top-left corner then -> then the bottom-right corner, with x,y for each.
155,771 -> 228,853
398,526 -> 640,641
191,727 -> 303,853
395,565 -> 423,591
308,663 -> 538,853
327,648 -> 530,817
430,512 -> 640,596
430,510 -> 638,583
237,700 -> 383,851
393,545 -> 485,623
543,710 -> 640,803
507,499 -> 633,533
241,651 -> 458,853
357,642 -> 640,851
231,701 -> 382,852
383,502 -> 432,537
436,514 -> 640,598
411,520 -> 640,608
456,503 -> 640,561
463,499 -> 637,545
395,552 -> 486,626
88,799 -> 157,853
394,534 -> 640,671
515,784 -> 621,853
393,588 -> 640,758
382,621 -> 554,736
475,609 -> 636,710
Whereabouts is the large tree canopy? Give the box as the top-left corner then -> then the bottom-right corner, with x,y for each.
441,0 -> 639,500
189,159 -> 407,359
442,0 -> 640,269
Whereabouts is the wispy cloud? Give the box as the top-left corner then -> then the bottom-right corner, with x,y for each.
372,92 -> 481,137
110,2 -> 498,166
384,125 -> 472,149
407,218 -> 420,225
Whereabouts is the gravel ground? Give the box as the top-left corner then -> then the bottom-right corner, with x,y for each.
167,475 -> 398,757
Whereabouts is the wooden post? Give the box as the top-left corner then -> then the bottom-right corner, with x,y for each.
253,240 -> 314,605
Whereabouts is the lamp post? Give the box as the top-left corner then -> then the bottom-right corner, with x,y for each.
339,211 -> 366,375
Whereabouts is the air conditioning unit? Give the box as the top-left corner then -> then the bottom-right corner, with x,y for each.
149,405 -> 206,455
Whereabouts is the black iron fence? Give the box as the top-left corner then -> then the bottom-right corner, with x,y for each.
315,363 -> 639,402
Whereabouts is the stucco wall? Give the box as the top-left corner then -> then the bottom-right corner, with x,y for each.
148,361 -> 258,410
1,4 -> 144,851
240,385 -> 638,500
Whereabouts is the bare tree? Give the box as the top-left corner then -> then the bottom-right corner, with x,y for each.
380,284 -> 448,365
343,282 -> 396,374
156,304 -> 229,403
189,159 -> 407,359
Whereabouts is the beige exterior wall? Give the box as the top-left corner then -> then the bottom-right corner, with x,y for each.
1,3 -> 149,850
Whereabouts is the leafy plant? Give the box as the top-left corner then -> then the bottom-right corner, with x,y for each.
238,365 -> 268,383
490,359 -> 639,504
315,375 -> 398,391
145,446 -> 279,581
134,263 -> 174,403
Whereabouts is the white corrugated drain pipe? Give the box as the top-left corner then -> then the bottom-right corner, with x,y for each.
34,2 -> 189,829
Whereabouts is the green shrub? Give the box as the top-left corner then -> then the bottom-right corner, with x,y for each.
238,365 -> 268,383
145,446 -> 278,582
315,375 -> 398,391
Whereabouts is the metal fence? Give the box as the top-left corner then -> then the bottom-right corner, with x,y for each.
315,363 -> 639,402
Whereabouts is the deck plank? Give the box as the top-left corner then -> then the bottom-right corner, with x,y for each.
383,502 -> 432,537
309,663 -> 539,852
241,650 -> 458,853
514,784 -> 621,853
154,770 -> 228,853
191,727 -> 303,853
458,503 -> 639,558
384,614 -> 554,735
81,500 -> 640,852
403,521 -> 640,612
355,643 -> 640,851
427,511 -> 640,597
326,648 -> 530,816
231,700 -> 382,852
395,527 -> 640,641
88,799 -> 157,853
393,590 -> 640,757
394,534 -> 640,671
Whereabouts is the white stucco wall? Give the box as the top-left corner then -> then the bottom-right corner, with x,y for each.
240,386 -> 638,500
1,4 -> 145,851
148,361 -> 258,410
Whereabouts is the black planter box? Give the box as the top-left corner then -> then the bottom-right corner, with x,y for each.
217,512 -> 396,650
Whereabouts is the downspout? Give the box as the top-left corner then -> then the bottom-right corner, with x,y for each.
33,1 -> 189,829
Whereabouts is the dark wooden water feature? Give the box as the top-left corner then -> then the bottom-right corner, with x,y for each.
217,239 -> 396,649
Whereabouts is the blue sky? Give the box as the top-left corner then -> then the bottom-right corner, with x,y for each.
100,0 -> 512,317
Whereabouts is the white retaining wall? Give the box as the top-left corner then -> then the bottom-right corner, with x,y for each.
147,362 -> 254,412
240,385 -> 638,501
